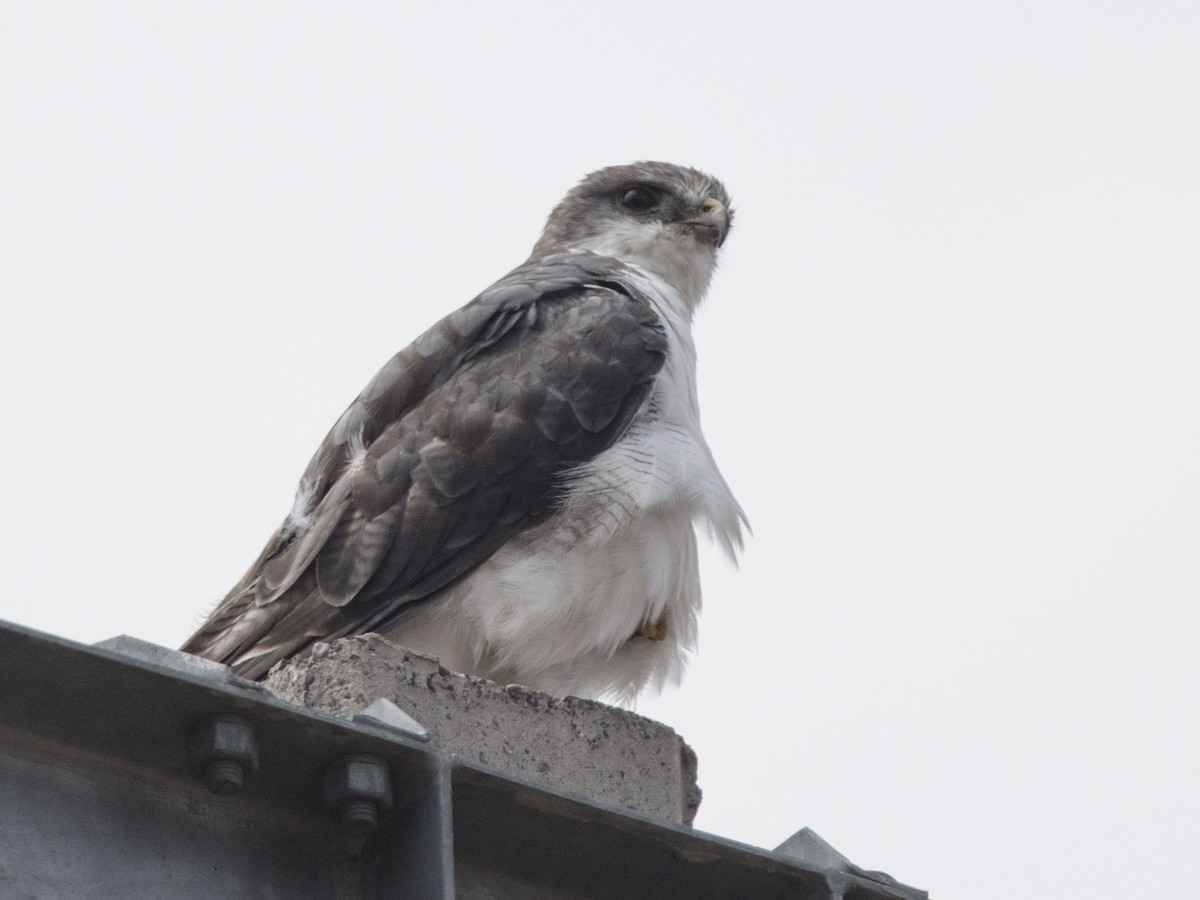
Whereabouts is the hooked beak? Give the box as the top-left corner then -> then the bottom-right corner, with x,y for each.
680,197 -> 731,247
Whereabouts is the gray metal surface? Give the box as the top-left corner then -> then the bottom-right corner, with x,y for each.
0,620 -> 927,899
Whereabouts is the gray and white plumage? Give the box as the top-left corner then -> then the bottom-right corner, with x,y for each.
183,162 -> 746,702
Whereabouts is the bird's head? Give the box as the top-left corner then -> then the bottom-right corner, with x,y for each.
532,162 -> 734,308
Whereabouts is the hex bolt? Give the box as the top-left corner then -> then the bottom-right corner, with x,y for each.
188,713 -> 259,795
338,798 -> 380,835
203,758 -> 245,794
323,754 -> 393,857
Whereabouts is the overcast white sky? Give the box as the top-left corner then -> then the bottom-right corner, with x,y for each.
2,3 -> 1198,897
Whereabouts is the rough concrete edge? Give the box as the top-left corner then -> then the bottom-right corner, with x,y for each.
267,633 -> 688,735
679,740 -> 702,826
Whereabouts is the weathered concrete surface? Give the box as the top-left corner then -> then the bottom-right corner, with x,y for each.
264,634 -> 701,825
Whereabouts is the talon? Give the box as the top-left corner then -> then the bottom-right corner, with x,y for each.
636,613 -> 668,642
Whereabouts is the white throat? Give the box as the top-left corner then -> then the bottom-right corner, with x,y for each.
573,221 -> 717,316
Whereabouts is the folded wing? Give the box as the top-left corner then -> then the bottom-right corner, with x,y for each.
182,253 -> 668,676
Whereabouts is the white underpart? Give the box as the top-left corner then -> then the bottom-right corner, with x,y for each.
383,220 -> 746,703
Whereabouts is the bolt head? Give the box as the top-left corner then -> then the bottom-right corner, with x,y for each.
188,714 -> 259,787
322,754 -> 393,812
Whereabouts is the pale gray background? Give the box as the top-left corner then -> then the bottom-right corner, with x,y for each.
2,3 -> 1197,897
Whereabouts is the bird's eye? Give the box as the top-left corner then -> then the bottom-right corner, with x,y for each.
617,186 -> 659,214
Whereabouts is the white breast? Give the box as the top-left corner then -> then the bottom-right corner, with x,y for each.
382,267 -> 745,702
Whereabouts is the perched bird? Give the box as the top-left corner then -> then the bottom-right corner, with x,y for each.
183,162 -> 746,702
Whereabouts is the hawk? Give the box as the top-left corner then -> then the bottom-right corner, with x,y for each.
183,162 -> 746,701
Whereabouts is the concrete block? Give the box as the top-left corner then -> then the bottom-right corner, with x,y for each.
264,634 -> 701,825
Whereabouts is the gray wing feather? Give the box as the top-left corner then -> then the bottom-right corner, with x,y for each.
182,252 -> 667,676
